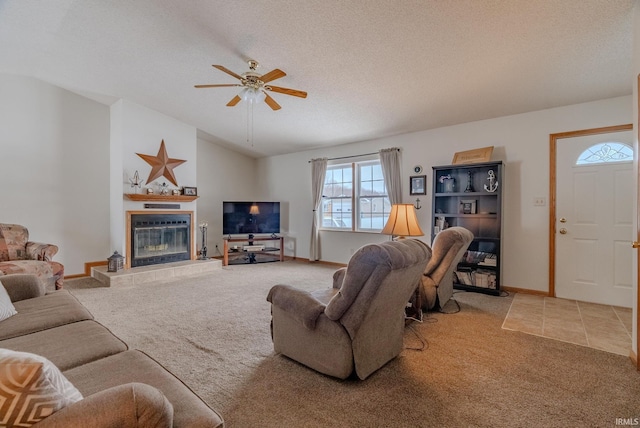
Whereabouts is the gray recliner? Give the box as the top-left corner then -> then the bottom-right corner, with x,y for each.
266,239 -> 431,380
419,227 -> 474,310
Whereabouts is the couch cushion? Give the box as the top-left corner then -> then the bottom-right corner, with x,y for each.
0,283 -> 17,321
0,260 -> 55,286
0,291 -> 93,340
0,320 -> 128,371
64,350 -> 224,428
0,349 -> 83,427
0,223 -> 29,262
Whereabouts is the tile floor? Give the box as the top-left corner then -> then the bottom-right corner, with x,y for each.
502,293 -> 632,356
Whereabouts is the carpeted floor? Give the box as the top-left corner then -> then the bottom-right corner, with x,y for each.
66,261 -> 640,427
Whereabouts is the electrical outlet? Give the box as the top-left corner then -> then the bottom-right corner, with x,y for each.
534,197 -> 546,206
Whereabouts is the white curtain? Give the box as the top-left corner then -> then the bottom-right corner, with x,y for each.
310,158 -> 328,261
379,148 -> 402,205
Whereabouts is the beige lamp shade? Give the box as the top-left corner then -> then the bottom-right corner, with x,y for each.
381,204 -> 424,238
249,204 -> 260,215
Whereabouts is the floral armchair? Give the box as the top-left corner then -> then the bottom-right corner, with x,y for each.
0,223 -> 64,289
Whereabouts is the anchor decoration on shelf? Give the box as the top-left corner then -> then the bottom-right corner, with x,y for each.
484,170 -> 499,193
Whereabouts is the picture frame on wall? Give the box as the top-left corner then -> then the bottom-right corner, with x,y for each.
410,175 -> 427,195
183,186 -> 197,196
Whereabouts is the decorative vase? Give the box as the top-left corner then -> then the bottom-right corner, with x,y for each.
442,178 -> 455,193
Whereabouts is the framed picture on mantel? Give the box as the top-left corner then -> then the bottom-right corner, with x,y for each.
183,186 -> 197,196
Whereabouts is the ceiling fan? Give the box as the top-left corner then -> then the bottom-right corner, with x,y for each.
195,60 -> 307,111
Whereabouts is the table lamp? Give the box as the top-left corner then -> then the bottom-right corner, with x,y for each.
381,204 -> 424,239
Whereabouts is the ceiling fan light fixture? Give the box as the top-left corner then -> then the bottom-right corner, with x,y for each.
240,87 -> 265,104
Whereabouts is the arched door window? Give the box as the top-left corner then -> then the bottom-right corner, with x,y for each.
576,142 -> 633,165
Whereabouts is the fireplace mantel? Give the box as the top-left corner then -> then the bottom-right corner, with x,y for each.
125,194 -> 198,202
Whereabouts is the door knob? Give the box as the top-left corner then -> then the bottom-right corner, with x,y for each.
559,217 -> 567,223
559,228 -> 567,234
633,241 -> 640,249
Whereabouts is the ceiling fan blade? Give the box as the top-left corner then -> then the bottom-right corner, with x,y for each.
267,85 -> 308,98
226,95 -> 241,107
212,65 -> 243,80
260,69 -> 286,83
194,84 -> 241,88
263,92 -> 281,111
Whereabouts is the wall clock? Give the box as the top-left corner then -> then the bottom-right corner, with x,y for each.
413,165 -> 423,174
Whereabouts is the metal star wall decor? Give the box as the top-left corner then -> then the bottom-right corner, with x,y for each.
136,140 -> 186,187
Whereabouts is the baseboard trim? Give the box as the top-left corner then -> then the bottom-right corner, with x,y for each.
68,257 -> 346,277
305,258 -> 347,267
501,286 -> 550,297
64,260 -> 107,279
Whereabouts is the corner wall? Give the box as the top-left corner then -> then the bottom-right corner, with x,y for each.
0,74 -> 110,275
196,137 -> 258,256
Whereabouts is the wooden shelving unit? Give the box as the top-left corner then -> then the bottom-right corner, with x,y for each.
223,236 -> 284,266
432,161 -> 503,296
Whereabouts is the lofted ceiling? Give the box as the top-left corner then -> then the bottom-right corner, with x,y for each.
0,0 -> 634,158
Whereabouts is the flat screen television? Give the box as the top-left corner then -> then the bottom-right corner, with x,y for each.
223,201 -> 280,235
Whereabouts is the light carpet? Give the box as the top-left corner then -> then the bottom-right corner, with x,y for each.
66,261 -> 640,427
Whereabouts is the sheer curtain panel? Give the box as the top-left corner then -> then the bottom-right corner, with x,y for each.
310,158 -> 328,261
379,148 -> 402,205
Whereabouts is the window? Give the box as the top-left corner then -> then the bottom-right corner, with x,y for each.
321,161 -> 391,231
576,142 -> 633,165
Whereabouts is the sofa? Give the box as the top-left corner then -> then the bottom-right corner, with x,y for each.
0,223 -> 65,290
0,274 -> 224,427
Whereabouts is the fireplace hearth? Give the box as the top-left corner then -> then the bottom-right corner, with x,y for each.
128,212 -> 192,267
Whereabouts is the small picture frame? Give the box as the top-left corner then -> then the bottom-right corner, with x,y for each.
410,175 -> 427,195
183,186 -> 197,196
460,199 -> 477,214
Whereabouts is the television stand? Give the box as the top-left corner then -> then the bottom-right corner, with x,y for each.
223,236 -> 284,266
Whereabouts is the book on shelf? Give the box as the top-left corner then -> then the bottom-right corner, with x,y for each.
464,251 -> 497,266
478,253 -> 497,266
454,268 -> 497,289
472,269 -> 497,289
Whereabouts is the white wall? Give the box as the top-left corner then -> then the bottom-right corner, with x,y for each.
111,99 -> 198,259
0,74 -> 110,275
196,138 -> 257,256
258,95 -> 632,293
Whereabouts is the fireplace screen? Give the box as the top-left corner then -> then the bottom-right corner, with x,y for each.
131,214 -> 191,267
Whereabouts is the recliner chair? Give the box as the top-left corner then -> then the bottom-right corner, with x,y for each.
267,239 -> 431,380
419,226 -> 474,310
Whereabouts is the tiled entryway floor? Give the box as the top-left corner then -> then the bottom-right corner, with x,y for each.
502,293 -> 632,356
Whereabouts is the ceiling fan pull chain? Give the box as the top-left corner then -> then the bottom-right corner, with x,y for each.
246,99 -> 255,147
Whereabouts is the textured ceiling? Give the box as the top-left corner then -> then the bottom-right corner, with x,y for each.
0,0 -> 634,157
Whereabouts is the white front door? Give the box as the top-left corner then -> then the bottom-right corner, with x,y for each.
555,130 -> 634,307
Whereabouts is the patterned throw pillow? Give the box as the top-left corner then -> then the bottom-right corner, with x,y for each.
0,349 -> 83,427
0,284 -> 17,321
